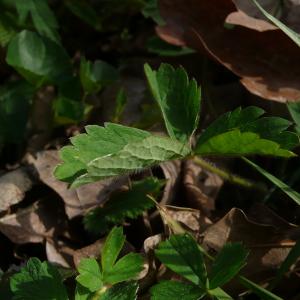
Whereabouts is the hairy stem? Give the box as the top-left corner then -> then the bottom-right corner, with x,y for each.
193,156 -> 267,192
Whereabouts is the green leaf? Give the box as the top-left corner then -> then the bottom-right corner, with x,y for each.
75,283 -> 92,300
209,243 -> 248,289
80,57 -> 119,94
142,0 -> 165,25
270,240 -> 300,289
65,0 -> 101,30
150,280 -> 205,300
195,106 -> 298,157
113,88 -> 127,123
101,282 -> 138,300
208,288 -> 233,300
147,36 -> 195,57
84,177 -> 162,235
10,258 -> 68,300
239,276 -> 283,300
15,0 -> 60,43
101,227 -> 125,274
76,258 -> 103,292
6,30 -> 72,87
243,158 -> 300,206
251,0 -> 300,47
104,253 -> 144,285
155,234 -> 207,286
0,11 -> 18,47
287,102 -> 300,133
0,80 -> 34,144
144,63 -> 201,143
55,123 -> 190,187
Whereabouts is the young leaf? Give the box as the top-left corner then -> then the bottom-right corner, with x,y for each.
155,234 -> 207,286
239,276 -> 283,300
270,240 -> 300,289
243,158 -> 300,206
251,0 -> 300,47
144,63 -> 201,143
80,57 -> 119,94
6,30 -> 72,87
101,282 -> 138,300
101,227 -> 126,274
150,280 -> 205,300
195,106 -> 298,157
76,258 -> 103,292
10,258 -> 68,300
84,177 -> 162,235
104,253 -> 144,285
55,123 -> 190,187
209,243 -> 248,289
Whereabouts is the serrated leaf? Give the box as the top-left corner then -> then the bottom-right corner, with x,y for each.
155,234 -> 207,286
104,253 -> 144,284
144,63 -> 201,143
10,257 -> 68,300
252,0 -> 300,47
15,0 -> 60,43
101,227 -> 125,274
80,57 -> 119,94
101,282 -> 138,300
76,258 -> 103,292
84,177 -> 162,235
55,123 -> 190,187
243,158 -> 300,206
195,106 -> 298,157
6,30 -> 72,87
150,280 -> 205,300
209,243 -> 248,289
239,276 -> 283,300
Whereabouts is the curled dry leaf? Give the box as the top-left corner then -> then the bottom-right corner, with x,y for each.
157,0 -> 300,102
30,150 -> 128,218
0,168 -> 34,213
0,199 -> 65,244
183,160 -> 223,215
202,207 -> 300,284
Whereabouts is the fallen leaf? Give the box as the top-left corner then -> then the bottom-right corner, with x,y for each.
30,150 -> 128,218
183,160 -> 223,215
0,199 -> 65,244
202,208 -> 300,284
0,168 -> 34,213
157,0 -> 300,102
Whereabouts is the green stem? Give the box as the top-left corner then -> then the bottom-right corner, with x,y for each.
193,156 -> 266,192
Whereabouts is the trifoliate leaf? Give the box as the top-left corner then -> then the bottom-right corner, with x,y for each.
155,234 -> 207,286
144,63 -> 201,143
101,282 -> 138,300
6,30 -> 72,87
150,280 -> 205,300
209,243 -> 248,289
101,227 -> 125,274
101,227 -> 144,285
15,0 -> 60,43
195,106 -> 298,157
80,57 -> 119,94
76,258 -> 103,292
84,177 -> 162,235
55,123 -> 190,187
10,258 -> 68,300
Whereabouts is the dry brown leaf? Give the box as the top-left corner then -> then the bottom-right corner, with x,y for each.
30,150 -> 128,218
183,160 -> 223,215
0,168 -> 33,213
202,208 -> 300,283
158,0 -> 300,102
0,199 -> 64,244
